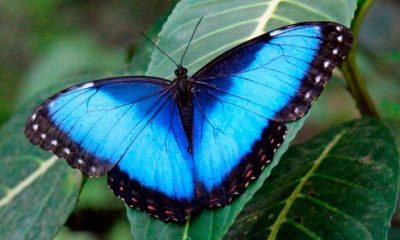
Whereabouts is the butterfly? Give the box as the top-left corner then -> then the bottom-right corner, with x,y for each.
25,21 -> 352,222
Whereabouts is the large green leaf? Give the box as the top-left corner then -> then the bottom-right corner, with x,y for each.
127,0 -> 358,239
226,118 -> 399,239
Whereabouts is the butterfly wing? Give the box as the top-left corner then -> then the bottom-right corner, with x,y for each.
25,77 -> 198,221
25,22 -> 353,222
191,22 -> 352,206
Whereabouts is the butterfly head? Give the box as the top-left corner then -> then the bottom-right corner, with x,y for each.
174,66 -> 191,95
174,66 -> 188,77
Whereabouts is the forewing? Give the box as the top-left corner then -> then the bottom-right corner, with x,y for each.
191,22 -> 352,206
193,22 -> 353,122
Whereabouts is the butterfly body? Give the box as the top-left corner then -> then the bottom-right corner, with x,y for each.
25,22 -> 353,222
173,66 -> 195,151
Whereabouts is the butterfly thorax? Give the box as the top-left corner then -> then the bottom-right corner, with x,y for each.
173,66 -> 194,153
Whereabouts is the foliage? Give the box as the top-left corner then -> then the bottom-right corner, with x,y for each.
0,0 -> 398,240
227,118 -> 398,239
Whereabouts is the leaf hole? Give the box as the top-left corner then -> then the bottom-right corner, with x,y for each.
308,189 -> 319,197
294,217 -> 303,224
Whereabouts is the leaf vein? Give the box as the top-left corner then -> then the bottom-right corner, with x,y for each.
286,219 -> 322,240
165,2 -> 268,38
0,156 -> 58,208
250,0 -> 282,38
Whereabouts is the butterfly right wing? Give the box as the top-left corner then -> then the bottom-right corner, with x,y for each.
190,22 -> 352,206
25,77 -> 198,222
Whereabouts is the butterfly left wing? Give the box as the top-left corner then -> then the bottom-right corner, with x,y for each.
191,22 -> 353,206
25,77 -> 199,222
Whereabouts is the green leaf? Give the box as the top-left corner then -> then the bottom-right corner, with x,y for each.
0,104 -> 82,240
127,0 -> 358,239
226,118 -> 399,239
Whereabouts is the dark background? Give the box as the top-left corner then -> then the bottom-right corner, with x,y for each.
0,0 -> 398,239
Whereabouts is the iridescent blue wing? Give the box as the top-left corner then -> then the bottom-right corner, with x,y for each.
25,77 -> 197,222
191,22 -> 352,206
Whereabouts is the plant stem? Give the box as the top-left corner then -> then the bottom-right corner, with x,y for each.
340,0 -> 380,119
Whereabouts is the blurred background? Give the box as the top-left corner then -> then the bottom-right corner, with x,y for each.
0,0 -> 398,239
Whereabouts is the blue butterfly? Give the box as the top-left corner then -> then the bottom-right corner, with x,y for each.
25,21 -> 352,222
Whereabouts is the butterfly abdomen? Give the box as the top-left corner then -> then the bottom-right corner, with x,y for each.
179,100 -> 194,151
174,74 -> 194,152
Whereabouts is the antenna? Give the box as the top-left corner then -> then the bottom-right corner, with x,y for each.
140,32 -> 179,67
179,17 -> 204,66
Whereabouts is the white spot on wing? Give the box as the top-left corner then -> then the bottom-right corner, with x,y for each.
324,61 -> 331,68
77,159 -> 84,165
51,140 -> 58,146
31,114 -> 37,121
33,124 -> 39,131
63,148 -> 71,155
333,48 -> 339,55
269,29 -> 284,36
80,82 -> 94,89
337,35 -> 343,42
40,133 -> 46,139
